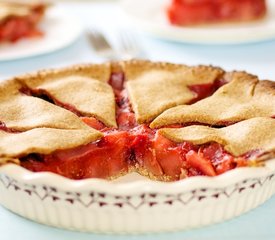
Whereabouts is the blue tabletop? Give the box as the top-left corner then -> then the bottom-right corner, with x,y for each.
0,2 -> 275,239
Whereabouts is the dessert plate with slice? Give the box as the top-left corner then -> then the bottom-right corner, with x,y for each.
120,0 -> 275,44
0,2 -> 82,61
0,60 -> 274,233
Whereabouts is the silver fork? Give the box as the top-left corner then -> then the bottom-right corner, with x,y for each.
88,29 -> 142,60
118,32 -> 142,60
87,29 -> 117,60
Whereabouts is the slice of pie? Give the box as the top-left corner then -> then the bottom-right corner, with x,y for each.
167,0 -> 267,26
0,1 -> 49,43
0,60 -> 274,181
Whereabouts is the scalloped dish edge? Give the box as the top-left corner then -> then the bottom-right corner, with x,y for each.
1,159 -> 275,195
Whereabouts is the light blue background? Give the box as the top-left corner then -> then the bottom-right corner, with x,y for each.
0,2 -> 275,239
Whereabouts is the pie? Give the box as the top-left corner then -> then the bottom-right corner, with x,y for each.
0,60 -> 274,181
167,0 -> 267,26
0,1 -> 49,43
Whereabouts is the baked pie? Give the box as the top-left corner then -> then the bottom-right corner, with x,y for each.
0,1 -> 48,43
0,60 -> 274,181
167,0 -> 267,26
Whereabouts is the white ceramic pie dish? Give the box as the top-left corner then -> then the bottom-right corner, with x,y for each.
0,158 -> 275,234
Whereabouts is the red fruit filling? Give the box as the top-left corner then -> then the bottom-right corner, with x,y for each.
0,5 -> 46,43
18,72 -> 259,181
167,0 -> 267,26
0,121 -> 20,133
188,78 -> 228,104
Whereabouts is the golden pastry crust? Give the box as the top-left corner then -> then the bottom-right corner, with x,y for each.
16,63 -> 112,87
16,64 -> 116,127
0,78 -> 22,97
0,60 -> 274,166
121,60 -> 224,84
0,95 -> 92,131
0,3 -> 31,21
28,77 -> 116,127
0,157 -> 20,166
151,72 -> 275,128
0,128 -> 102,158
0,64 -> 112,159
122,60 -> 225,123
0,1 -> 49,22
159,117 -> 275,157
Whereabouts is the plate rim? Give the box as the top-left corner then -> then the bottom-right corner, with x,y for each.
120,0 -> 275,45
0,158 -> 274,195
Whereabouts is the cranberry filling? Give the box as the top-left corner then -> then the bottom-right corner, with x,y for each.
188,78 -> 228,104
167,0 -> 267,26
19,72 -> 254,180
0,122 -> 20,133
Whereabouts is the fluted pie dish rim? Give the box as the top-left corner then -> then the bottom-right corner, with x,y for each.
0,60 -> 274,233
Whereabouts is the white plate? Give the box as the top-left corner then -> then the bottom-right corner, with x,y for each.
121,0 -> 275,45
0,6 -> 82,61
